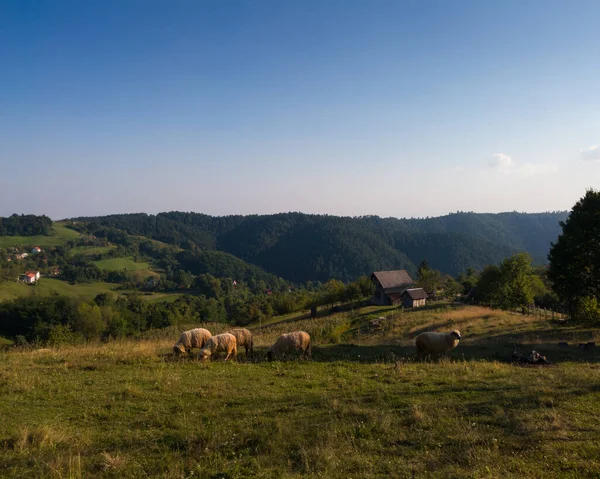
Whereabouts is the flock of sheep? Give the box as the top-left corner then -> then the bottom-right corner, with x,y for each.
172,326 -> 461,361
173,328 -> 312,361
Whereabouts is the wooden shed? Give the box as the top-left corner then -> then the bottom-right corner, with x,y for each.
402,288 -> 427,308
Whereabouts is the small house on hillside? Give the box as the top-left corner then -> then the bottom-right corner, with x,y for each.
24,271 -> 40,283
371,270 -> 414,305
402,288 -> 427,308
31,247 -> 42,254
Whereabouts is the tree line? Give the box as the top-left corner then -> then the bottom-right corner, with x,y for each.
0,214 -> 53,236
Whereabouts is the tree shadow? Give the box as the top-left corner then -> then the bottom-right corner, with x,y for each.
308,342 -> 600,364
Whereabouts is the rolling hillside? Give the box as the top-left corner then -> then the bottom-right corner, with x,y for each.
73,211 -> 567,281
0,222 -> 80,248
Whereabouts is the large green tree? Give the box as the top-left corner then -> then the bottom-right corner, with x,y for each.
548,189 -> 600,318
497,253 -> 536,311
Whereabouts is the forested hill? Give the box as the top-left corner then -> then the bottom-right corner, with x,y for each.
72,211 -> 567,282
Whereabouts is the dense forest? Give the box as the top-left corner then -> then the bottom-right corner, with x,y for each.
71,211 -> 566,281
0,214 -> 52,236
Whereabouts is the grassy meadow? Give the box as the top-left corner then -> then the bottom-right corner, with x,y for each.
0,278 -> 118,302
0,279 -> 182,303
70,245 -> 116,257
0,223 -> 80,248
1,304 -> 599,478
93,257 -> 159,281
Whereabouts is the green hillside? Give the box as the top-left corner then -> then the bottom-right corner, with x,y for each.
0,223 -> 80,248
73,211 -> 567,280
0,278 -> 117,302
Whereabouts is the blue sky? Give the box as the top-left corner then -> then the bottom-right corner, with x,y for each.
1,0 -> 599,219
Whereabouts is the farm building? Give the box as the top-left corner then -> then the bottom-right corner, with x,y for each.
402,288 -> 427,308
31,246 -> 42,254
24,271 -> 40,283
371,270 -> 414,305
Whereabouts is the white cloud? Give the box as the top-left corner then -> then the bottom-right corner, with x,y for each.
580,145 -> 600,161
489,153 -> 515,172
488,153 -> 557,177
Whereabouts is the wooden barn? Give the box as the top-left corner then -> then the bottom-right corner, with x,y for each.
401,288 -> 427,308
371,270 -> 414,305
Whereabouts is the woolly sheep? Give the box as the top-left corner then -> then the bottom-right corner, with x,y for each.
267,331 -> 311,360
415,330 -> 461,357
173,328 -> 212,356
198,333 -> 237,361
227,328 -> 254,356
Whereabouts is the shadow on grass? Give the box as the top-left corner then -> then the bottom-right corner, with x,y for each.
311,342 -> 600,364
161,342 -> 599,365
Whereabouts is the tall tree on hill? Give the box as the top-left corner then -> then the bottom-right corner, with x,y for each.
548,189 -> 600,320
417,264 -> 443,299
497,253 -> 537,311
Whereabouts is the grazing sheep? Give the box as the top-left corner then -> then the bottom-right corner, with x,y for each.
267,331 -> 311,360
415,330 -> 461,357
173,328 -> 212,356
198,333 -> 237,361
227,328 -> 254,356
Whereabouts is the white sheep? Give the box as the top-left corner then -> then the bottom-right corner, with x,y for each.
227,328 -> 254,356
415,330 -> 462,357
173,328 -> 212,356
198,333 -> 237,361
267,331 -> 311,360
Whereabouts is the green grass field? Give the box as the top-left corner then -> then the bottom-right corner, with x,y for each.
0,279 -> 183,303
70,245 -> 116,257
0,223 -> 80,248
0,278 -> 118,302
1,304 -> 599,478
93,257 -> 159,280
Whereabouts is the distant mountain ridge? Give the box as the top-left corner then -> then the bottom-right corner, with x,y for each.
72,211 -> 567,282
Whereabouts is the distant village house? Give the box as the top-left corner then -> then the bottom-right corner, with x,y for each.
370,270 -> 414,305
24,271 -> 41,283
31,246 -> 42,254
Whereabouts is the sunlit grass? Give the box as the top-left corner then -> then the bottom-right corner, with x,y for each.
1,304 -> 599,477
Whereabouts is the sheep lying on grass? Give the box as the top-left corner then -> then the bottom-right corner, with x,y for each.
267,331 -> 311,361
198,333 -> 237,362
227,328 -> 254,356
173,328 -> 212,356
415,330 -> 461,358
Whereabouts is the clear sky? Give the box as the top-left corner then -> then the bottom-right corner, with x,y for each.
1,0 -> 599,219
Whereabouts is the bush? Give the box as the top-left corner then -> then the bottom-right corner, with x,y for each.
47,324 -> 84,346
573,296 -> 600,323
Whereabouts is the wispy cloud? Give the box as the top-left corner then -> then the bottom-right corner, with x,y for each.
488,153 -> 557,177
580,145 -> 600,161
489,153 -> 515,173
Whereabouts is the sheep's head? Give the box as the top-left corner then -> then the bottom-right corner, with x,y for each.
450,330 -> 462,340
173,344 -> 186,355
198,349 -> 212,361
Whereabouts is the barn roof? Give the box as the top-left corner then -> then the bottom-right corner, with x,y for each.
371,270 -> 413,291
403,288 -> 427,300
